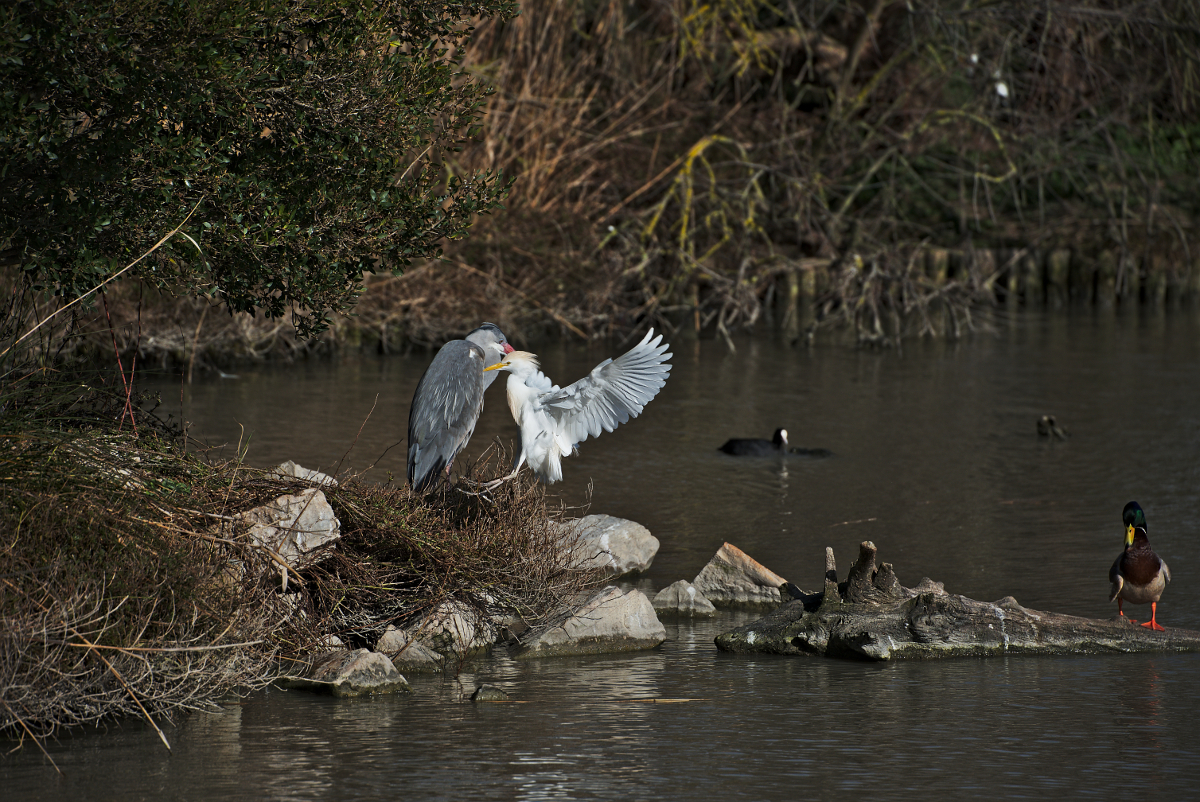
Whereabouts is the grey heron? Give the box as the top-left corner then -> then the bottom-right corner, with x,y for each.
407,322 -> 514,492
481,328 -> 672,485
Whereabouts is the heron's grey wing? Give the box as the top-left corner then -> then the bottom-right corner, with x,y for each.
536,329 -> 672,445
407,340 -> 488,490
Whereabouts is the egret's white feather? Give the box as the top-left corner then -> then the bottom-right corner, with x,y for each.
486,329 -> 672,483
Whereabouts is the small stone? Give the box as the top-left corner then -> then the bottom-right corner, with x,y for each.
270,460 -> 338,487
236,488 -> 340,570
471,684 -> 511,702
279,648 -> 411,696
377,626 -> 444,673
692,543 -> 788,608
411,600 -> 497,655
653,580 -> 716,616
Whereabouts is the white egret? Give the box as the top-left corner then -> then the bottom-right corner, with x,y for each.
481,328 -> 672,484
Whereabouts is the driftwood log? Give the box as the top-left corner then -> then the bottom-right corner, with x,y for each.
715,541 -> 1200,661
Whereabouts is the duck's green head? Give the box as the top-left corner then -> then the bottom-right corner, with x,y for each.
1123,501 -> 1147,546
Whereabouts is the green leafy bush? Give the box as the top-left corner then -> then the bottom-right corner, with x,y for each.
0,0 -> 516,336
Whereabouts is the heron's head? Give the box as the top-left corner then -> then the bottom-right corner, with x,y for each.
484,350 -> 539,377
773,428 -> 788,447
466,323 -> 515,360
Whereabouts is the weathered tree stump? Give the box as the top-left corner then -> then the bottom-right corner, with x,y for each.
717,542 -> 1200,661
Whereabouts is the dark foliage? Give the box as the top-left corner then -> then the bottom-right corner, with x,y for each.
0,0 -> 516,336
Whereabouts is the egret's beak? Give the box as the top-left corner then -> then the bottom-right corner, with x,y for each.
1125,524 -> 1135,547
484,362 -> 506,372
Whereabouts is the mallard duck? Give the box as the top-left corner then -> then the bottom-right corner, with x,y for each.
719,428 -> 788,456
1037,414 -> 1068,440
1109,501 -> 1171,630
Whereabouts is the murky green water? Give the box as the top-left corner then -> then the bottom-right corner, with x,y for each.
6,307 -> 1200,799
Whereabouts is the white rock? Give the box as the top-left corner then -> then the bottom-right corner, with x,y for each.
236,488 -> 340,570
270,460 -> 338,487
279,648 -> 410,697
692,542 -> 788,608
653,580 -> 717,616
556,514 -> 660,577
515,586 -> 666,658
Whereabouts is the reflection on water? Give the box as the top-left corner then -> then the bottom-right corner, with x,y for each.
5,308 -> 1200,799
7,618 -> 1199,800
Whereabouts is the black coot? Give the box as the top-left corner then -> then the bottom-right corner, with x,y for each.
718,428 -> 788,456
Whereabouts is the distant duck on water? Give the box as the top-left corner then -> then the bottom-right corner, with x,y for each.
1109,501 -> 1171,631
1037,414 -> 1068,440
718,428 -> 833,458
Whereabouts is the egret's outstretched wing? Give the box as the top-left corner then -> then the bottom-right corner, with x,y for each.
537,329 -> 672,446
407,340 -> 488,491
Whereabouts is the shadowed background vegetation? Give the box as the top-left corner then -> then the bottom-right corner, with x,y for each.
444,0 -> 1200,345
7,0 -> 1200,364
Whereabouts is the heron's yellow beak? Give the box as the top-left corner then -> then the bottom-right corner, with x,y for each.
1125,523 -> 1135,547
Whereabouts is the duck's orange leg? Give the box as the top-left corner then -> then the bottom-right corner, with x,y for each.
1140,602 -> 1165,631
1117,598 -> 1138,624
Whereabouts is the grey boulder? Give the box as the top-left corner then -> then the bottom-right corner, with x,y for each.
514,586 -> 666,658
557,514 -> 660,577
412,600 -> 497,656
692,542 -> 788,608
237,487 -> 340,575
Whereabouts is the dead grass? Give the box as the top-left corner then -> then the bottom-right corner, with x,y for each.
308,457 -> 607,651
0,371 -> 603,758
